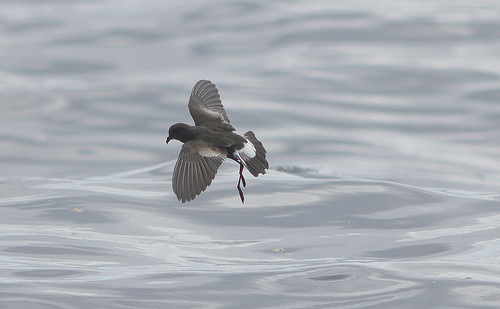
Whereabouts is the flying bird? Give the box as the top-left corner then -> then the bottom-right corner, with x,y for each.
166,80 -> 268,203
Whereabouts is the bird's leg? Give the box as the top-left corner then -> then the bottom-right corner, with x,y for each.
237,163 -> 246,203
239,163 -> 246,187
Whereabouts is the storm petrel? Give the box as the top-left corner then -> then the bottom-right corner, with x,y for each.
166,80 -> 268,203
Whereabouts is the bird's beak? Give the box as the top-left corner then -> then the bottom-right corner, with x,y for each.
166,136 -> 172,144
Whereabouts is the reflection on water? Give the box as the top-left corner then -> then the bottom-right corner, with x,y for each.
1,0 -> 500,308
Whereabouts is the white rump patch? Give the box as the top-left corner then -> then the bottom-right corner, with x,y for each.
238,140 -> 256,158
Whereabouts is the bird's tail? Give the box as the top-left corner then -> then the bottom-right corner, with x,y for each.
242,131 -> 269,177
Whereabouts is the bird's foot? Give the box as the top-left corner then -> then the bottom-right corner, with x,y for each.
237,184 -> 245,203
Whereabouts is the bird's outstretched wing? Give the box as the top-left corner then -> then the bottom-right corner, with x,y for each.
172,140 -> 227,202
188,80 -> 235,131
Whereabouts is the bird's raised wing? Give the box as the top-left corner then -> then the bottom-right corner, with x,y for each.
172,140 -> 227,202
188,80 -> 235,131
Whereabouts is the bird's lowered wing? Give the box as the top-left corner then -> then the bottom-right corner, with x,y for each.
172,140 -> 227,202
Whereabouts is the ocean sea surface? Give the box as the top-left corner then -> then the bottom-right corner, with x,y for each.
1,0 -> 500,308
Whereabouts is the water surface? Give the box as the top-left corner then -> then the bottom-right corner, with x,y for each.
1,1 -> 500,308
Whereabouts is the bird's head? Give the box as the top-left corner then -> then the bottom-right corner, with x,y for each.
166,123 -> 194,144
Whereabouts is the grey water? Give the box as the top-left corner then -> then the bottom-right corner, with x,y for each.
1,1 -> 500,308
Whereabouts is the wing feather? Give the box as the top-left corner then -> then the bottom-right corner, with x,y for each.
188,80 -> 235,131
172,140 -> 226,202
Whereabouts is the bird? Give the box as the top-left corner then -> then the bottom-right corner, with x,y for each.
166,80 -> 268,203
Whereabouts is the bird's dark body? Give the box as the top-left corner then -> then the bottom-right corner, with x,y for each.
168,123 -> 246,149
166,80 -> 268,203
